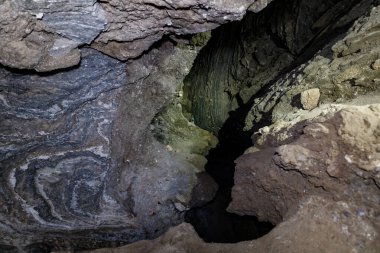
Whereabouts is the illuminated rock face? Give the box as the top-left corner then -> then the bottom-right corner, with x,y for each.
230,104 -> 380,224
0,0 -> 271,72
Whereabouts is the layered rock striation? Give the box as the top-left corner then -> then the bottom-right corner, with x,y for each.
0,0 -> 280,250
0,41 -> 217,250
0,0 -> 380,252
0,0 -> 272,72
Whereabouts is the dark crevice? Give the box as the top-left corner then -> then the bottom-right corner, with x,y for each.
0,61 -> 80,77
182,1 -> 287,242
185,88 -> 274,243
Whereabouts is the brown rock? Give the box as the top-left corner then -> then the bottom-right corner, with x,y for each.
0,0 -> 102,71
230,104 -> 380,225
77,196 -> 380,253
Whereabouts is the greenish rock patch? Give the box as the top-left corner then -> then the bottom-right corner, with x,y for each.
151,89 -> 218,172
151,33 -> 218,172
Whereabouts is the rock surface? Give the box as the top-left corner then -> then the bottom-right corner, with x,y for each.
76,104 -> 380,253
0,0 -> 277,250
245,2 -> 380,130
183,0 -> 374,134
300,88 -> 320,110
0,41 -> 215,250
75,2 -> 380,252
230,104 -> 380,223
150,33 -> 219,175
0,0 -> 272,72
0,0 -> 105,71
1,0 -> 380,252
74,195 -> 380,253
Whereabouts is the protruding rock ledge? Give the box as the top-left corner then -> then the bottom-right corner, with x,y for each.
0,0 -> 269,72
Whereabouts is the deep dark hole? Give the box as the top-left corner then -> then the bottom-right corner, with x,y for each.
185,96 -> 274,243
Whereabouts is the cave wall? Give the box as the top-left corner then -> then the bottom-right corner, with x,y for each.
0,0 -> 380,251
0,1 -> 282,250
0,0 -> 272,72
79,4 -> 380,253
229,1 -> 380,224
183,0 -> 374,134
245,0 -> 380,130
0,41 -> 208,251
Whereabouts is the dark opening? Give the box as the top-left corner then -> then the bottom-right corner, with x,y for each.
185,98 -> 274,243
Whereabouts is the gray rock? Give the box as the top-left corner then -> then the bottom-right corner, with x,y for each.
43,10 -> 107,44
248,0 -> 273,12
372,59 -> 380,70
0,0 -> 107,72
1,0 -> 379,251
0,44 -> 208,250
93,0 -> 257,61
0,48 -> 131,248
0,0 -> 258,71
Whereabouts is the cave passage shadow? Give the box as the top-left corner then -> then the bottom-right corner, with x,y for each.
185,98 -> 274,243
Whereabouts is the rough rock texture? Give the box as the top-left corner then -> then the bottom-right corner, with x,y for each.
300,88 -> 320,110
0,0 -> 106,71
0,0 -> 276,250
0,0 -> 271,72
93,0 -> 268,61
69,3 -> 380,252
151,96 -> 219,173
1,0 -> 380,252
183,0 -> 374,134
81,105 -> 380,253
230,104 -> 380,223
245,3 -> 380,130
0,41 -> 214,251
150,34 -> 219,175
76,196 -> 380,253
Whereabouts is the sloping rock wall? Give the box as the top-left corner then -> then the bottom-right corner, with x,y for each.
183,0 -> 373,134
245,2 -> 380,130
